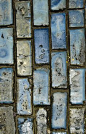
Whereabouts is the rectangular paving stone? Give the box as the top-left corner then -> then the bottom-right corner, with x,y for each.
69,10 -> 84,27
70,108 -> 85,134
36,108 -> 47,134
52,132 -> 66,134
17,78 -> 32,115
52,92 -> 67,129
70,29 -> 85,65
51,0 -> 66,10
0,0 -> 13,25
69,0 -> 84,8
33,0 -> 49,26
51,13 -> 66,49
34,28 -> 49,64
70,69 -> 85,104
33,68 -> 50,105
15,1 -> 31,38
51,51 -> 67,88
18,117 -> 33,134
0,106 -> 15,134
0,28 -> 13,64
0,68 -> 13,103
17,40 -> 32,76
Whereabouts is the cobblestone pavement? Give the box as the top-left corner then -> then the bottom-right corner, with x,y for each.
0,0 -> 86,134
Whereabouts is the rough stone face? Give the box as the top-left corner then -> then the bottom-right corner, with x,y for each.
0,68 -> 13,103
70,108 -> 85,134
69,0 -> 84,8
52,92 -> 67,129
51,52 -> 67,88
70,29 -> 85,65
17,78 -> 32,115
33,0 -> 49,26
51,0 -> 66,10
18,117 -> 33,134
34,28 -> 49,64
70,69 -> 85,104
17,40 -> 32,76
36,108 -> 47,134
33,68 -> 50,105
0,106 -> 15,134
69,10 -> 84,27
0,0 -> 13,25
15,1 -> 31,38
0,28 -> 13,64
51,13 -> 66,49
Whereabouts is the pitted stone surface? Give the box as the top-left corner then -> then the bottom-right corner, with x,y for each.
0,106 -> 15,134
51,52 -> 67,88
0,28 -> 13,64
33,68 -> 50,105
70,108 -> 85,134
69,0 -> 84,8
70,69 -> 85,104
18,117 -> 33,134
0,68 -> 13,103
70,29 -> 85,65
0,0 -> 13,25
36,108 -> 47,134
17,40 -> 32,76
17,78 -> 32,115
15,1 -> 31,38
52,92 -> 67,129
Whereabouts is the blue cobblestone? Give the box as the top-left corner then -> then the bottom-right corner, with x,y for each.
51,13 -> 66,49
34,28 -> 49,64
51,0 -> 66,10
69,0 -> 84,8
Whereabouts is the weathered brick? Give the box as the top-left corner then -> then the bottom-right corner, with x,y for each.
17,40 -> 32,76
33,68 -> 50,105
0,68 -> 13,103
69,0 -> 84,8
70,108 -> 85,134
15,1 -> 31,38
0,28 -> 13,64
0,106 -> 15,134
51,0 -> 66,10
0,0 -> 13,25
51,13 -> 66,49
36,108 -> 47,134
51,52 -> 67,88
33,0 -> 49,26
18,117 -> 33,133
17,78 -> 32,115
69,10 -> 84,27
70,69 -> 85,104
52,92 -> 67,129
70,29 -> 85,65
34,28 -> 49,64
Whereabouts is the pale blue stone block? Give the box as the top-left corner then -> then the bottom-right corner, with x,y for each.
70,29 -> 85,65
51,13 -> 66,49
70,108 -> 85,134
52,132 -> 66,134
17,78 -> 32,115
34,28 -> 49,64
18,118 -> 33,134
0,68 -> 13,103
0,0 -> 13,25
51,0 -> 66,10
33,68 -> 50,105
51,51 -> 67,88
0,28 -> 13,64
33,0 -> 49,26
69,0 -> 84,8
69,10 -> 84,27
52,92 -> 67,129
70,69 -> 85,104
